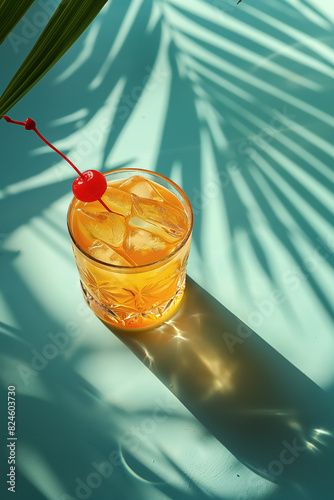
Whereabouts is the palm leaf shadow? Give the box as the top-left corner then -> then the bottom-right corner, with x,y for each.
154,37 -> 203,245
152,0 -> 334,320
100,12 -> 163,170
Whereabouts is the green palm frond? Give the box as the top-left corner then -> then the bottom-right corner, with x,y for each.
0,0 -> 36,45
0,0 -> 108,118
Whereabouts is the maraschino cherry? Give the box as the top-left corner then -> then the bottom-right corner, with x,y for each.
2,115 -> 112,212
72,169 -> 107,202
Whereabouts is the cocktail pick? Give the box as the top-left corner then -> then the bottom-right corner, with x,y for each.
3,115 -> 112,212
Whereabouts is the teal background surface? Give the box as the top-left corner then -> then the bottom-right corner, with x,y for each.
0,1 -> 333,499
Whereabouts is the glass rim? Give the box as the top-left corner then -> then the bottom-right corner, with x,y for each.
67,168 -> 193,270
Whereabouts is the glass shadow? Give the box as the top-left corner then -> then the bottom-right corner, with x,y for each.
103,277 -> 334,498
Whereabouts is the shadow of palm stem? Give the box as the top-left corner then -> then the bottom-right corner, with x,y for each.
104,277 -> 334,498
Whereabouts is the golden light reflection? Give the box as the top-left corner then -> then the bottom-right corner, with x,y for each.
142,346 -> 154,369
167,311 -> 236,399
310,428 -> 333,446
188,312 -> 205,326
170,324 -> 188,342
313,428 -> 332,436
113,290 -> 237,403
159,319 -> 191,344
305,441 -> 320,454
242,410 -> 296,417
302,427 -> 334,455
288,419 -> 303,431
131,340 -> 155,369
195,351 -> 235,401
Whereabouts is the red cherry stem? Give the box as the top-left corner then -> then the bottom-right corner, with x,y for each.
98,198 -> 113,212
33,127 -> 84,180
4,115 -> 84,179
3,115 -> 112,213
3,118 -> 26,126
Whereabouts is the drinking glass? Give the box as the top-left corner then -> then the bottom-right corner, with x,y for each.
67,169 -> 193,329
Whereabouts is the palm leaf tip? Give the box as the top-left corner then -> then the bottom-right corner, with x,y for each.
0,0 -> 108,117
0,0 -> 36,46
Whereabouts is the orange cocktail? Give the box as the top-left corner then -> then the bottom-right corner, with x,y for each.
68,169 -> 193,329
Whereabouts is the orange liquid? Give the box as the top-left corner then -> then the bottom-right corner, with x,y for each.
68,175 -> 192,329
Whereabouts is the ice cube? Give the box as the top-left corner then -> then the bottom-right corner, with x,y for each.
131,195 -> 187,240
125,229 -> 170,264
103,186 -> 132,216
77,209 -> 126,248
128,216 -> 182,243
119,175 -> 164,201
88,240 -> 133,266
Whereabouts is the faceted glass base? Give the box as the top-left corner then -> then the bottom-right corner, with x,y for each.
80,274 -> 186,329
